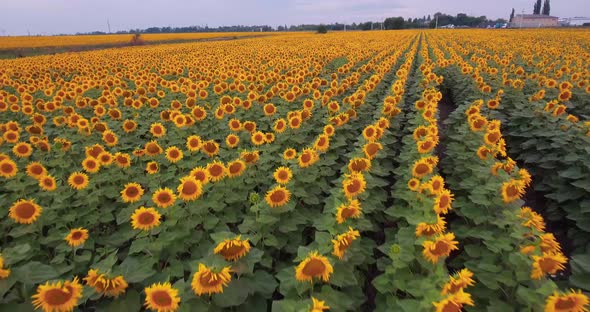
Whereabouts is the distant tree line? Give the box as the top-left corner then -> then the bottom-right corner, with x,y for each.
71,12 -> 508,36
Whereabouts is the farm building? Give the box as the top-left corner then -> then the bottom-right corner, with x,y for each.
510,14 -> 559,28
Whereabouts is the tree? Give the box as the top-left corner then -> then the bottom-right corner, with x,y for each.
542,0 -> 551,15
510,8 -> 515,22
317,25 -> 328,33
384,17 -> 405,30
533,0 -> 542,14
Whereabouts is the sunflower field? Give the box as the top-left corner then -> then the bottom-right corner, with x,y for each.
0,29 -> 589,312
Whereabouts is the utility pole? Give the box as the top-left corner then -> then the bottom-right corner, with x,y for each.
371,22 -> 374,30
344,24 -> 346,31
107,19 -> 111,33
520,9 -> 524,28
435,15 -> 438,29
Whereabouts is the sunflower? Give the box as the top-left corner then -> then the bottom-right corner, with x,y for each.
182,136 -> 201,153
228,119 -> 242,131
558,90 -> 572,102
531,252 -> 567,279
310,297 -> 330,312
144,282 -> 180,312
484,130 -> 501,146
422,232 -> 459,263
332,227 -> 360,259
540,233 -> 562,253
152,188 -> 177,209
433,289 -> 475,312
0,255 -> 10,279
3,130 -> 19,143
251,131 -> 266,146
121,183 -> 144,203
335,199 -> 362,224
207,161 -> 226,182
441,269 -> 476,295
225,134 -> 240,148
265,186 -> 291,208
348,158 -> 371,173
145,141 -> 163,156
67,172 -> 89,190
177,176 -> 203,201
274,118 -> 287,133
0,158 -> 18,178
82,157 -> 101,174
518,207 -> 546,232
298,148 -> 319,168
412,158 -> 433,178
32,277 -> 83,312
131,206 -> 161,231
97,151 -> 114,166
122,119 -> 137,133
289,116 -> 302,129
295,251 -> 333,282
362,126 -> 377,142
12,142 -> 33,158
240,150 -> 260,164
84,269 -> 128,298
150,123 -> 167,138
226,160 -> 246,178
146,161 -> 159,174
434,189 -> 453,215
501,179 -> 525,203
428,175 -> 445,195
544,289 -> 589,312
214,236 -> 251,261
273,166 -> 293,184
102,130 -> 119,147
342,172 -> 366,199
283,148 -> 297,160
165,146 -> 183,163
407,178 -> 421,192
263,103 -> 276,116
190,166 -> 210,184
26,162 -> 47,179
416,213 -> 446,236
201,141 -> 219,157
65,228 -> 89,247
191,263 -> 232,296
363,142 -> 382,160
313,134 -> 330,152
243,121 -> 257,133
9,199 -> 42,224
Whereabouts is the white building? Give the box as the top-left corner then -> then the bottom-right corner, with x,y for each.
559,17 -> 590,26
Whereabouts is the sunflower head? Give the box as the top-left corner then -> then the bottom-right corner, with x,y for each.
544,290 -> 589,312
131,206 -> 161,231
422,232 -> 459,263
265,185 -> 291,208
65,228 -> 89,247
214,236 -> 251,261
273,166 -> 293,184
152,187 -> 177,208
9,199 -> 42,224
295,251 -> 333,282
332,227 -> 360,260
191,263 -> 232,296
144,282 -> 181,312
32,277 -> 83,312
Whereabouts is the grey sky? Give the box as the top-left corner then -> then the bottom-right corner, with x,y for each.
1,0 -> 588,36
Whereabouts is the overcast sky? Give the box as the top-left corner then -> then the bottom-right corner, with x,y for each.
1,0 -> 588,36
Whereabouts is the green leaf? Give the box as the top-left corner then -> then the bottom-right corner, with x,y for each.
100,289 -> 141,312
119,256 -> 156,283
212,277 -> 250,307
12,261 -> 60,284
